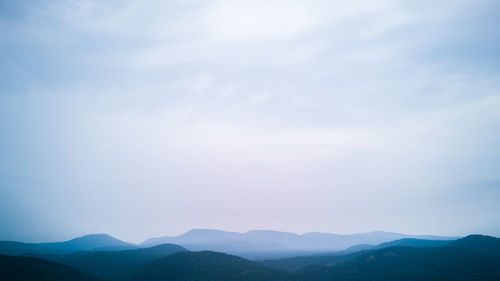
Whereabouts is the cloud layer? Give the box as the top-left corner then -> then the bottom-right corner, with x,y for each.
1,0 -> 499,242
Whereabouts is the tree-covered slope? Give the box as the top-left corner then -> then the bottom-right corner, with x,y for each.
297,246 -> 500,281
0,254 -> 100,281
259,237 -> 453,272
448,234 -> 500,256
125,250 -> 300,281
48,243 -> 187,280
259,251 -> 364,272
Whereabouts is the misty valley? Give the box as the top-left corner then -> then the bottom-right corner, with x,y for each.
1,229 -> 500,281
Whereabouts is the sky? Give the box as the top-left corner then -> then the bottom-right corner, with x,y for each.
1,0 -> 499,243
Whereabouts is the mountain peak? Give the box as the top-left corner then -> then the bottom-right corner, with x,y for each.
71,233 -> 113,240
184,229 -> 231,234
449,234 -> 500,256
61,233 -> 134,251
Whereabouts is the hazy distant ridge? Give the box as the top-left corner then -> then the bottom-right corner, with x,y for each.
141,229 -> 456,253
0,234 -> 136,255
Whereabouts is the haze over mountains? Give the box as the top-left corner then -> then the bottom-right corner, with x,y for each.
0,229 -> 459,261
1,232 -> 499,281
141,229 -> 455,255
1,229 -> 455,258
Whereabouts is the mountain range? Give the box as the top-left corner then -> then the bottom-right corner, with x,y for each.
1,234 -> 499,281
1,229 -> 456,259
140,229 -> 456,256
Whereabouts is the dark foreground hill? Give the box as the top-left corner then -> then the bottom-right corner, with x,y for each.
0,234 -> 136,255
373,237 -> 452,249
297,239 -> 500,281
0,254 -> 100,281
259,251 -> 364,272
45,244 -> 187,280
448,234 -> 500,256
125,251 -> 300,281
260,237 -> 454,272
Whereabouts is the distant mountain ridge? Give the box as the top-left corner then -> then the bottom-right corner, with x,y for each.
340,237 -> 453,253
0,229 -> 458,259
141,229 -> 457,254
0,234 -> 137,255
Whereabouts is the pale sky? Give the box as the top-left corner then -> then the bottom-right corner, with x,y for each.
1,0 -> 499,243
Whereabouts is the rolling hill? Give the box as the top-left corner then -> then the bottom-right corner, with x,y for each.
296,235 -> 500,281
372,237 -> 452,249
0,234 -> 136,256
259,237 -> 455,272
125,250 -> 300,281
448,234 -> 500,256
259,251 -> 364,272
298,246 -> 500,281
44,243 -> 187,280
0,254 -> 100,281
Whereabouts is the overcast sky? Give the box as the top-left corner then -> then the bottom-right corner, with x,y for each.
1,0 -> 499,243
